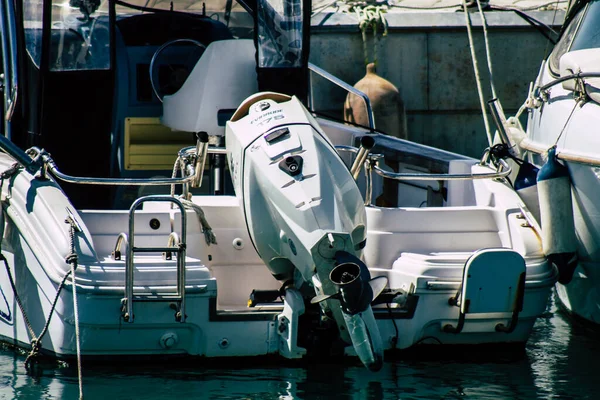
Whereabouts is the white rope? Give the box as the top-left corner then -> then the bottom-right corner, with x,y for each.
388,1 -> 568,11
170,156 -> 181,198
462,0 -> 493,146
71,257 -> 84,399
544,0 -> 563,58
349,4 -> 388,67
167,156 -> 217,246
179,197 -> 218,245
476,0 -> 497,99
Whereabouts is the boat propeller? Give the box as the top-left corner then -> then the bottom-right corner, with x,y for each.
310,251 -> 388,314
310,251 -> 387,371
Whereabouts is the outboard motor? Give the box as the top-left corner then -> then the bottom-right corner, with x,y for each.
226,92 -> 385,371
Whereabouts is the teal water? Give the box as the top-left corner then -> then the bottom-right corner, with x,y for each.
0,294 -> 598,399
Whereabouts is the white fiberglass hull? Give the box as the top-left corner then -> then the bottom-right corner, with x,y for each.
526,61 -> 600,325
556,163 -> 600,324
0,151 -> 555,360
0,208 -> 553,359
0,250 -> 276,359
363,182 -> 556,349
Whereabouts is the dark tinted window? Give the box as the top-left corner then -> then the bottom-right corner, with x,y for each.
548,6 -> 585,74
571,1 -> 600,51
549,1 -> 600,75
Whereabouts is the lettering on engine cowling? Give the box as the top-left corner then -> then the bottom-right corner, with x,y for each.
250,109 -> 285,127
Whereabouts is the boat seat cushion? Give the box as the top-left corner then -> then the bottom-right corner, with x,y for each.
391,248 -> 522,286
459,248 -> 525,314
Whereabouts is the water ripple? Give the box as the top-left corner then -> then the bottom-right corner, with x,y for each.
1,293 -> 598,399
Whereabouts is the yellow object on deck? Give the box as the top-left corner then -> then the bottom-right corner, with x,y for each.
124,117 -> 195,170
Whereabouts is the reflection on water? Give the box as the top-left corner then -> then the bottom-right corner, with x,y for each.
0,293 -> 598,399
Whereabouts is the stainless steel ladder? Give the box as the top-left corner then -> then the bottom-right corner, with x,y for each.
119,195 -> 188,323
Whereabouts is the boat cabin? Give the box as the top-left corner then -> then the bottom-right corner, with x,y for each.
0,0 -> 310,209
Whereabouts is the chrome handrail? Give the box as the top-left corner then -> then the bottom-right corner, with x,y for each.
336,145 -> 510,182
112,232 -> 128,261
537,71 -> 600,94
520,137 -> 600,167
0,137 -> 41,174
123,195 -> 188,324
192,132 -> 209,187
334,145 -> 359,154
26,146 -> 228,186
308,62 -> 375,132
48,158 -> 194,186
350,136 -> 376,180
164,232 -> 181,260
3,0 -> 18,126
337,144 -> 511,206
372,158 -> 511,181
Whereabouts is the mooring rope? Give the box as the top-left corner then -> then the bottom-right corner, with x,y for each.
65,217 -> 84,399
356,4 -> 388,67
0,164 -> 83,396
22,270 -> 73,370
339,1 -> 388,67
179,197 -> 218,246
475,0 -> 497,100
3,247 -> 67,369
170,156 -> 181,199
169,156 -> 217,246
463,0 -> 493,146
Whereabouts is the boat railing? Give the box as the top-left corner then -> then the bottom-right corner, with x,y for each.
0,134 -> 41,174
24,146 -> 229,188
111,232 -> 128,261
535,71 -> 600,95
336,145 -> 511,205
308,62 -> 375,132
122,195 -> 188,324
519,138 -> 600,166
22,139 -> 510,200
516,71 -> 600,167
371,158 -> 511,182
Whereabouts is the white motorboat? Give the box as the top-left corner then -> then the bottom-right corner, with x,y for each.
506,0 -> 600,326
0,0 -> 555,378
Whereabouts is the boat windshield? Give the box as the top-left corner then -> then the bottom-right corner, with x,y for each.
110,0 -> 254,32
569,0 -> 600,51
25,0 -> 112,70
549,0 -> 600,74
110,0 -> 250,16
23,0 -> 254,71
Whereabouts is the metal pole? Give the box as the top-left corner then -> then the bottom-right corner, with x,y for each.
350,135 -> 375,180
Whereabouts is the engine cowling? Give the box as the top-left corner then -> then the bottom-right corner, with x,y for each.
225,92 -> 367,283
226,92 -> 384,371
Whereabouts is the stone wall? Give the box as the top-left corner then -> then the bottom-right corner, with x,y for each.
309,10 -> 565,157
